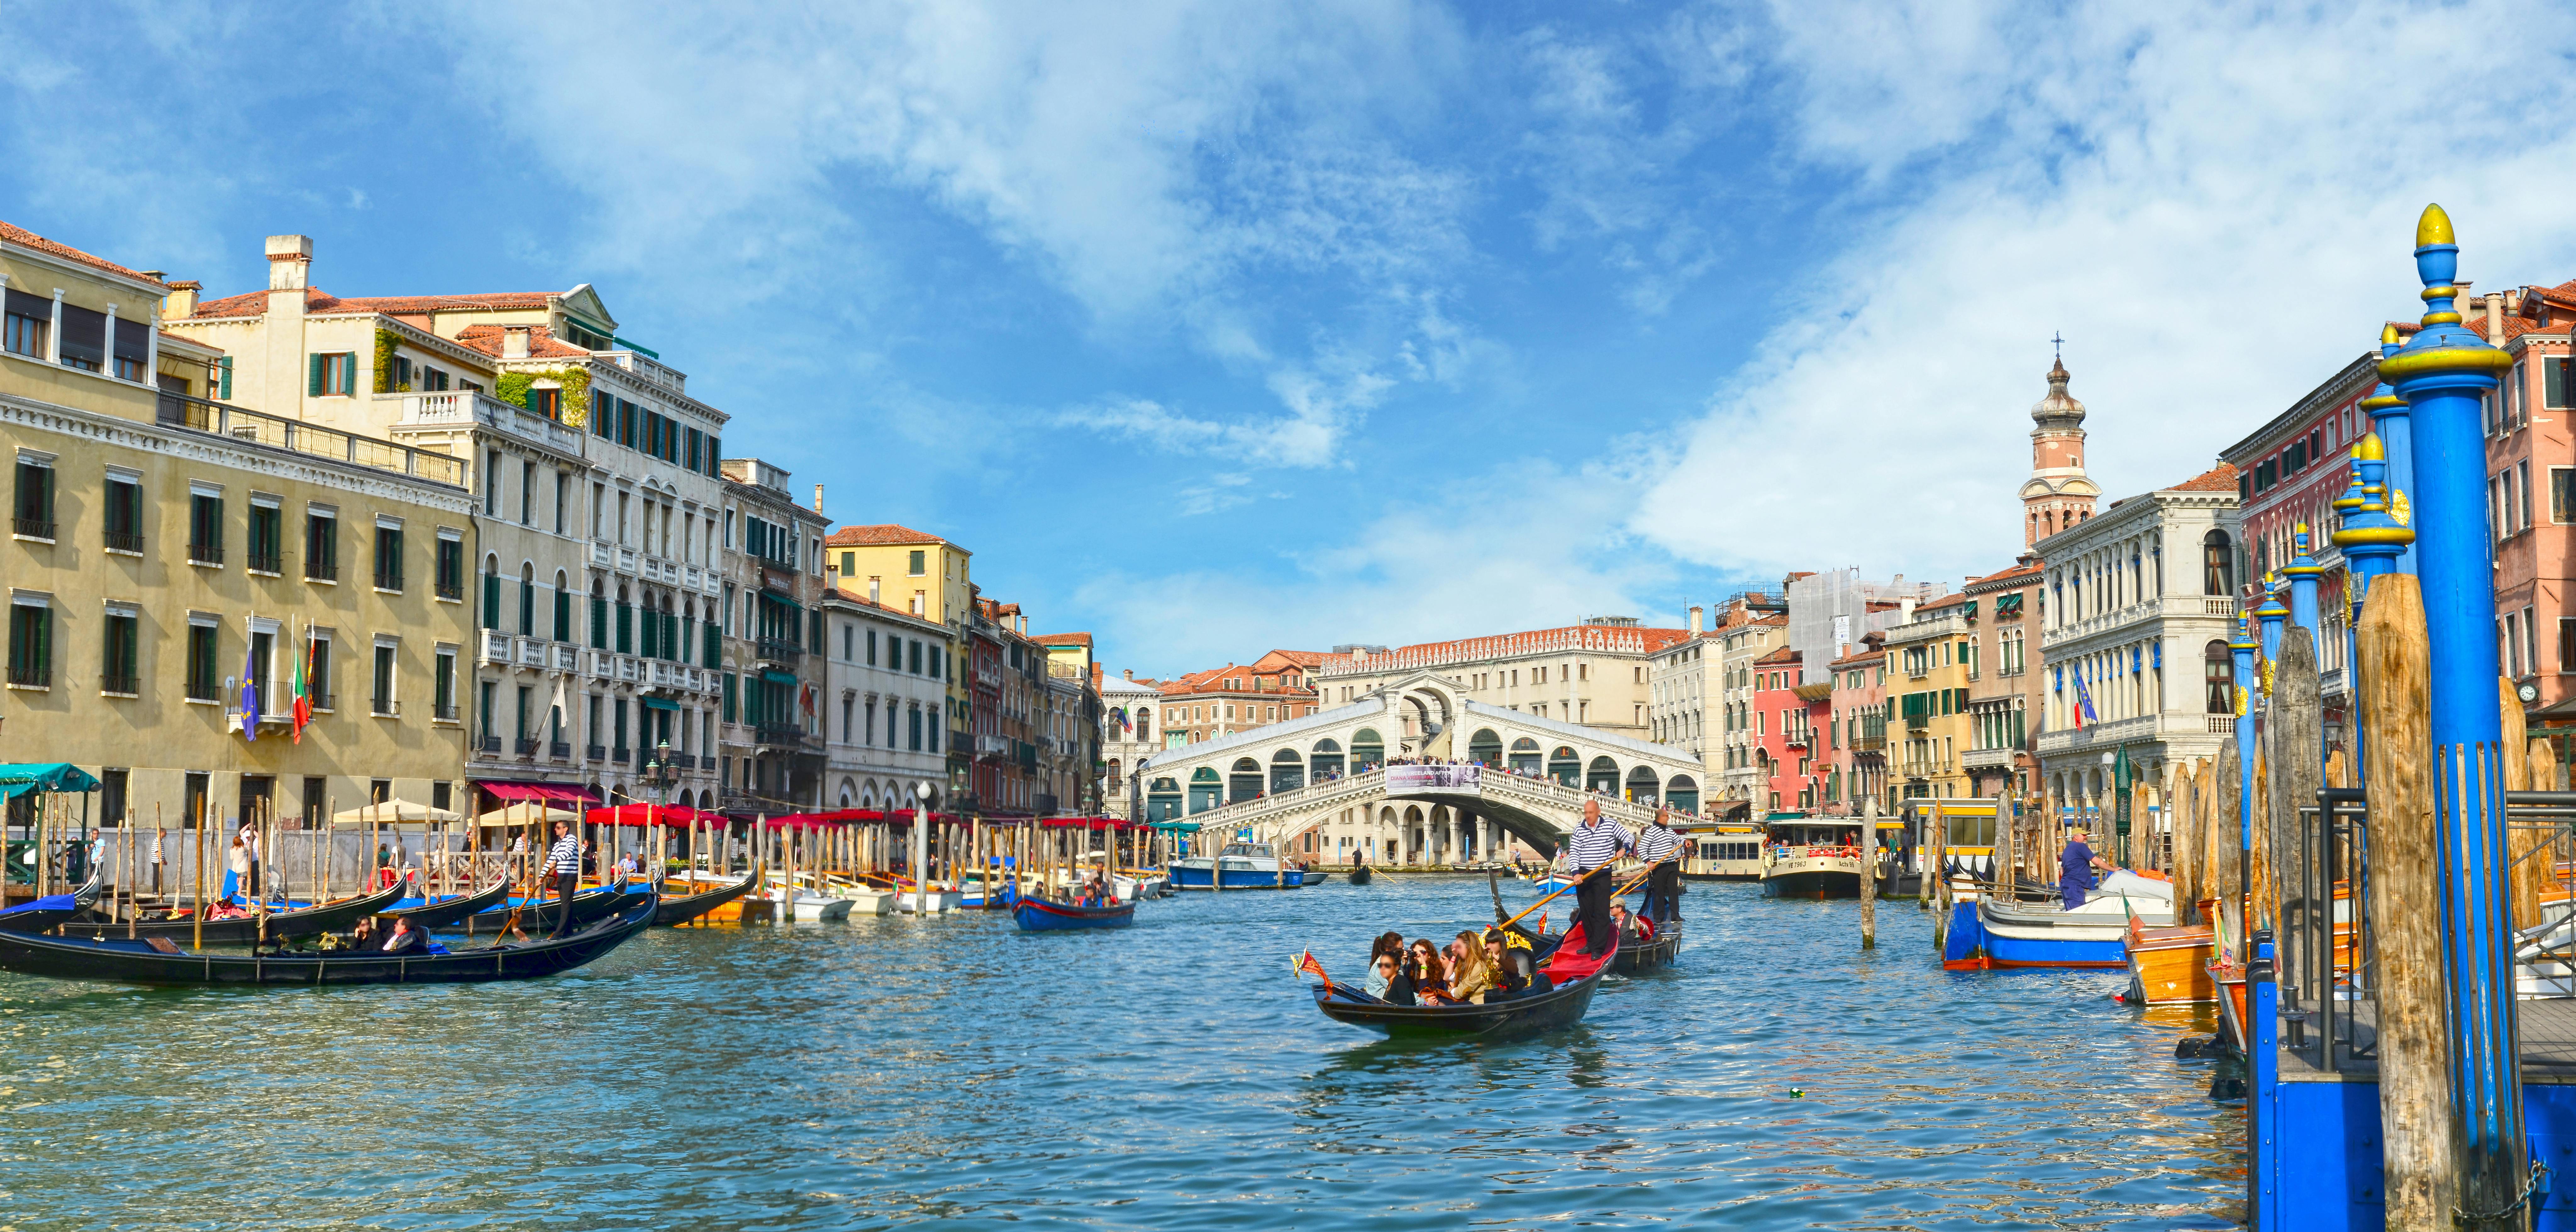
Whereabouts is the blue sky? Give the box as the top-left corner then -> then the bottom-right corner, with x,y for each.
13,2 -> 2576,677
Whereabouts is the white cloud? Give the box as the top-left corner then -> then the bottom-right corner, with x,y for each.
1634,0 -> 2576,583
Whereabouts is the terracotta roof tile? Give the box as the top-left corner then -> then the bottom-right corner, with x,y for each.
1034,632 -> 1093,648
0,221 -> 166,288
2167,462 -> 2240,493
1918,593 -> 1969,612
826,524 -> 961,550
1829,648 -> 1884,669
1755,646 -> 1802,666
1966,561 -> 2041,586
452,323 -> 591,359
184,286 -> 555,320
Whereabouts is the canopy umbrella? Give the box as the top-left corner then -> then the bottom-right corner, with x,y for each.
0,763 -> 99,801
759,813 -> 849,830
588,803 -> 711,827
329,799 -> 460,826
472,803 -> 583,829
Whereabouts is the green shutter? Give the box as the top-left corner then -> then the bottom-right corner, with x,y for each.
308,353 -> 325,397
703,622 -> 719,668
722,673 -> 737,724
616,603 -> 632,654
591,597 -> 608,649
217,356 -> 233,400
2552,358 -> 2568,411
481,574 -> 499,629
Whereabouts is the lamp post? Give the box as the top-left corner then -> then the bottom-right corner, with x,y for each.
912,779 -> 935,914
641,739 -> 678,884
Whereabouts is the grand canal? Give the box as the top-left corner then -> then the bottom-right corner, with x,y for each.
0,877 -> 2239,1229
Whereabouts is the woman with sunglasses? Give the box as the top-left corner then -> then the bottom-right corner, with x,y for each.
1363,950 -> 1416,1005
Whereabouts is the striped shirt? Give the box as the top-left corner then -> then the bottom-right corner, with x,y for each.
1635,823 -> 1680,861
541,835 -> 582,879
1562,818 -> 1633,871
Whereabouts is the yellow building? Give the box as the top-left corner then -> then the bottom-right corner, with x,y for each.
1,221 -> 472,833
1883,592 -> 1975,804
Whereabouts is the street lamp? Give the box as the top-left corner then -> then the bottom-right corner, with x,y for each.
637,739 -> 679,884
912,779 -> 935,913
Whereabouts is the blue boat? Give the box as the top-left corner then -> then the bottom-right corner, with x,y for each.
1167,842 -> 1310,890
1012,895 -> 1134,931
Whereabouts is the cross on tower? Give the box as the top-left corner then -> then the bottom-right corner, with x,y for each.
2052,331 -> 2065,361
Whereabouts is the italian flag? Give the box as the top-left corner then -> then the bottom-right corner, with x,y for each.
290,622 -> 314,743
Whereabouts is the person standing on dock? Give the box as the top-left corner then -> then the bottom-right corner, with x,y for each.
1635,807 -> 1683,923
1560,798 -> 1633,956
540,820 -> 583,938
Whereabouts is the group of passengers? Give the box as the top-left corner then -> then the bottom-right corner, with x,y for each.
1359,928 -> 1550,1006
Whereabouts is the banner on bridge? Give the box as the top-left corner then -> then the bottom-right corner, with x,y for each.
1386,764 -> 1481,793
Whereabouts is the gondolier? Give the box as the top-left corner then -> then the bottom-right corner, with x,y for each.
540,820 -> 583,938
1558,798 -> 1632,956
1635,806 -> 1683,923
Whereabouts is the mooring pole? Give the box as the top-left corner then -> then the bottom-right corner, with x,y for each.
2387,203 -> 2527,1230
2230,615 -> 2259,955
1857,795 -> 1877,949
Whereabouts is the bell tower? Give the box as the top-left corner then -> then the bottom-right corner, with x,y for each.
2018,350 -> 2100,547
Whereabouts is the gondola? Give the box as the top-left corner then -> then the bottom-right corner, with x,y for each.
1612,918 -> 1684,975
653,869 -> 759,926
1308,926 -> 1619,1038
0,870 -> 104,935
1013,894 -> 1135,931
1347,865 -> 1373,886
385,877 -> 512,929
442,880 -> 634,935
0,895 -> 658,987
67,875 -> 410,945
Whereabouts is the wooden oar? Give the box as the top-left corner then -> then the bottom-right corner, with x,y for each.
1494,858 -> 1620,934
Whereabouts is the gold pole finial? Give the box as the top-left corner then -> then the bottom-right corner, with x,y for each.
2357,431 -> 2385,461
2416,203 -> 2456,247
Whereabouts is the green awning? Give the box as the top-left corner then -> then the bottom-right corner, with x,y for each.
0,763 -> 100,801
641,697 -> 680,712
762,671 -> 797,686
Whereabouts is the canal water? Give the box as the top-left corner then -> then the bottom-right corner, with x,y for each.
0,876 -> 2240,1229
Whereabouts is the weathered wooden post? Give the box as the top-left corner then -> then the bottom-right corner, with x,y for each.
2387,204 -> 2528,1224
1858,795 -> 1877,949
2359,573 -> 2453,1228
2268,627 -> 2319,996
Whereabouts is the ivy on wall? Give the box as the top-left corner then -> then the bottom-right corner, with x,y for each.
372,329 -> 403,393
495,366 -> 591,428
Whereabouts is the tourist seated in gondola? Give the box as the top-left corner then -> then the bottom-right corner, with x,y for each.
380,916 -> 430,955
1445,931 -> 1497,1004
1406,939 -> 1453,1004
346,916 -> 377,948
1363,951 -> 1415,1005
1609,901 -> 1654,942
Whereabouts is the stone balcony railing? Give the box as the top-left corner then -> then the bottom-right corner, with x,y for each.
2040,594 -> 2242,651
380,389 -> 585,456
2033,710 -> 2237,755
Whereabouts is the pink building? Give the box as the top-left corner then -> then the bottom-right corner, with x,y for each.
1824,637 -> 1887,815
1750,646 -> 1829,814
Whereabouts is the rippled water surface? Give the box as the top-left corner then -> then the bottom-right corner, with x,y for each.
0,877 -> 2242,1229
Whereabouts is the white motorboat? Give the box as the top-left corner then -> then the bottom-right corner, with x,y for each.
1973,870 -> 2175,968
764,875 -> 855,922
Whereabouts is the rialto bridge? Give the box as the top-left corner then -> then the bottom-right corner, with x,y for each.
1130,672 -> 1703,865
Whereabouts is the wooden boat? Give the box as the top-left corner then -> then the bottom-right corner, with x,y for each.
1013,895 -> 1135,931
1970,871 -> 2176,969
2122,922 -> 2219,1004
70,876 -> 409,945
1309,925 -> 1618,1038
385,877 -> 512,929
444,881 -> 632,935
1347,865 -> 1373,886
0,895 -> 657,986
652,870 -> 758,926
1612,918 -> 1684,975
0,870 -> 103,934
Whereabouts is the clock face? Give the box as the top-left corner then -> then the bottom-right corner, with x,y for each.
2521,682 -> 2540,704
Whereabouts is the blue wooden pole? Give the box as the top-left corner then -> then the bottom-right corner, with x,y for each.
2359,324 -> 2420,576
2383,203 -> 2526,1228
2232,614 -> 2259,950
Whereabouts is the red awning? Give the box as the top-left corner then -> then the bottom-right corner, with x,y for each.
475,782 -> 601,805
586,803 -> 711,826
760,812 -> 854,830
1037,815 -> 1135,830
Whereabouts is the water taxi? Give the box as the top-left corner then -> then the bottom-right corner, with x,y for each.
1168,841 -> 1311,890
1758,816 -> 1864,898
1680,823 -> 1763,881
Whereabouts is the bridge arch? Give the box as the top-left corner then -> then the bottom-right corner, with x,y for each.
1270,748 -> 1305,793
1311,737 -> 1344,780
1585,755 -> 1618,794
1547,746 -> 1579,785
1147,776 -> 1182,821
1188,767 -> 1221,814
1625,765 -> 1660,806
1352,728 -> 1385,770
1467,727 -> 1502,766
1508,737 -> 1541,774
1228,757 -> 1263,804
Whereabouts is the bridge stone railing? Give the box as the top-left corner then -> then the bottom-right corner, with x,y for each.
1180,764 -> 1673,852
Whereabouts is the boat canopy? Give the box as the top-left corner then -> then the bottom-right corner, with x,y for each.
0,764 -> 98,800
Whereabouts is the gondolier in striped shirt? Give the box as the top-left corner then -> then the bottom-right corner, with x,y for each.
1635,805 -> 1683,923
1558,798 -> 1632,956
540,820 -> 583,938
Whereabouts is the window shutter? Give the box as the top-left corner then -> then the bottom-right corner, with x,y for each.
591,596 -> 608,649
482,574 -> 499,629
308,353 -> 325,397
704,622 -> 719,668
2551,358 -> 2568,411
218,356 -> 234,400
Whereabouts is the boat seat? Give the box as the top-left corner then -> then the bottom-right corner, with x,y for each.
145,937 -> 183,955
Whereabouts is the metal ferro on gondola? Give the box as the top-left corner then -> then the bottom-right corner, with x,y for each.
2379,202 -> 2528,1227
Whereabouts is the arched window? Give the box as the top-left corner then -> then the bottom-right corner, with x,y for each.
518,561 -> 535,636
1270,748 -> 1304,793
1227,757 -> 1264,804
2205,640 -> 2234,714
2203,530 -> 2235,596
481,554 -> 502,629
553,569 -> 572,642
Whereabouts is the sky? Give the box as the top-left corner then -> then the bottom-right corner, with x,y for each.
11,1 -> 2576,678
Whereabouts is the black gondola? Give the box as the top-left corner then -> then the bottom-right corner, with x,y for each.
0,895 -> 658,987
68,876 -> 410,945
1611,919 -> 1684,975
442,880 -> 634,935
1347,865 -> 1373,886
0,871 -> 104,935
1308,929 -> 1619,1038
653,870 -> 758,926
385,877 -> 513,929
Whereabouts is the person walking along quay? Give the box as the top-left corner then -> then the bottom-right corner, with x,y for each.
540,821 -> 582,939
1558,798 -> 1632,955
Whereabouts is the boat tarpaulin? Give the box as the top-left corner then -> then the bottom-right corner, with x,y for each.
0,764 -> 99,801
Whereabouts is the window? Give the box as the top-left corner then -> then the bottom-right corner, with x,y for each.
482,563 -> 501,630
7,600 -> 50,687
185,623 -> 218,701
2526,605 -> 2540,681
2506,613 -> 2523,678
553,583 -> 572,643
56,304 -> 102,371
2563,618 -> 2576,675
908,549 -> 926,576
528,387 -> 561,420
3,291 -> 48,357
434,649 -> 456,720
103,473 -> 141,552
371,643 -> 397,716
308,351 -> 356,397
554,472 -> 568,534
11,457 -> 52,539
2202,530 -> 2234,596
373,524 -> 402,590
2556,468 -> 2576,526
520,460 -> 536,525
308,637 -> 331,710
102,609 -> 137,694
189,492 -> 224,565
303,510 -> 337,581
245,501 -> 281,572
2522,460 -> 2535,533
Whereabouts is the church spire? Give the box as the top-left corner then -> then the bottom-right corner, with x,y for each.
2019,348 -> 2099,548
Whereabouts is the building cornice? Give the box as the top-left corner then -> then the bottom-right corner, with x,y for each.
0,392 -> 475,513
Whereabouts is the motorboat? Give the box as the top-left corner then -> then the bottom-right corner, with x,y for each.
1168,842 -> 1309,890
1965,870 -> 2176,969
1757,817 -> 1864,899
763,874 -> 854,922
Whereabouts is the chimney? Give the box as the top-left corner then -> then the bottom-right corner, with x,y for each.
2488,290 -> 2505,346
813,483 -> 824,514
502,326 -> 531,359
1687,605 -> 1704,634
164,279 -> 201,320
265,235 -> 311,291
1124,669 -> 1134,680
1900,596 -> 1917,623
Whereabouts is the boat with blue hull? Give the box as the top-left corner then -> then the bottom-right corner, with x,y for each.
1013,896 -> 1135,931
1952,870 -> 2174,970
1167,843 -> 1311,890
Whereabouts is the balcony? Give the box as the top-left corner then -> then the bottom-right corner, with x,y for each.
103,530 -> 142,553
374,698 -> 401,717
1848,734 -> 1886,753
1962,747 -> 2016,771
1900,757 -> 1953,779
436,579 -> 463,602
587,743 -> 608,761
480,630 -> 512,666
374,569 -> 403,593
164,389 -> 466,487
6,663 -> 49,688
478,735 -> 500,753
100,672 -> 137,695
755,637 -> 803,667
11,516 -> 53,540
517,638 -> 547,669
379,388 -> 585,456
189,540 -> 223,566
305,556 -> 339,583
310,692 -> 336,713
1904,713 -> 1928,730
754,721 -> 810,747
552,644 -> 580,673
590,540 -> 614,571
246,551 -> 281,574
618,546 -> 637,574
550,741 -> 572,760
432,703 -> 458,721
